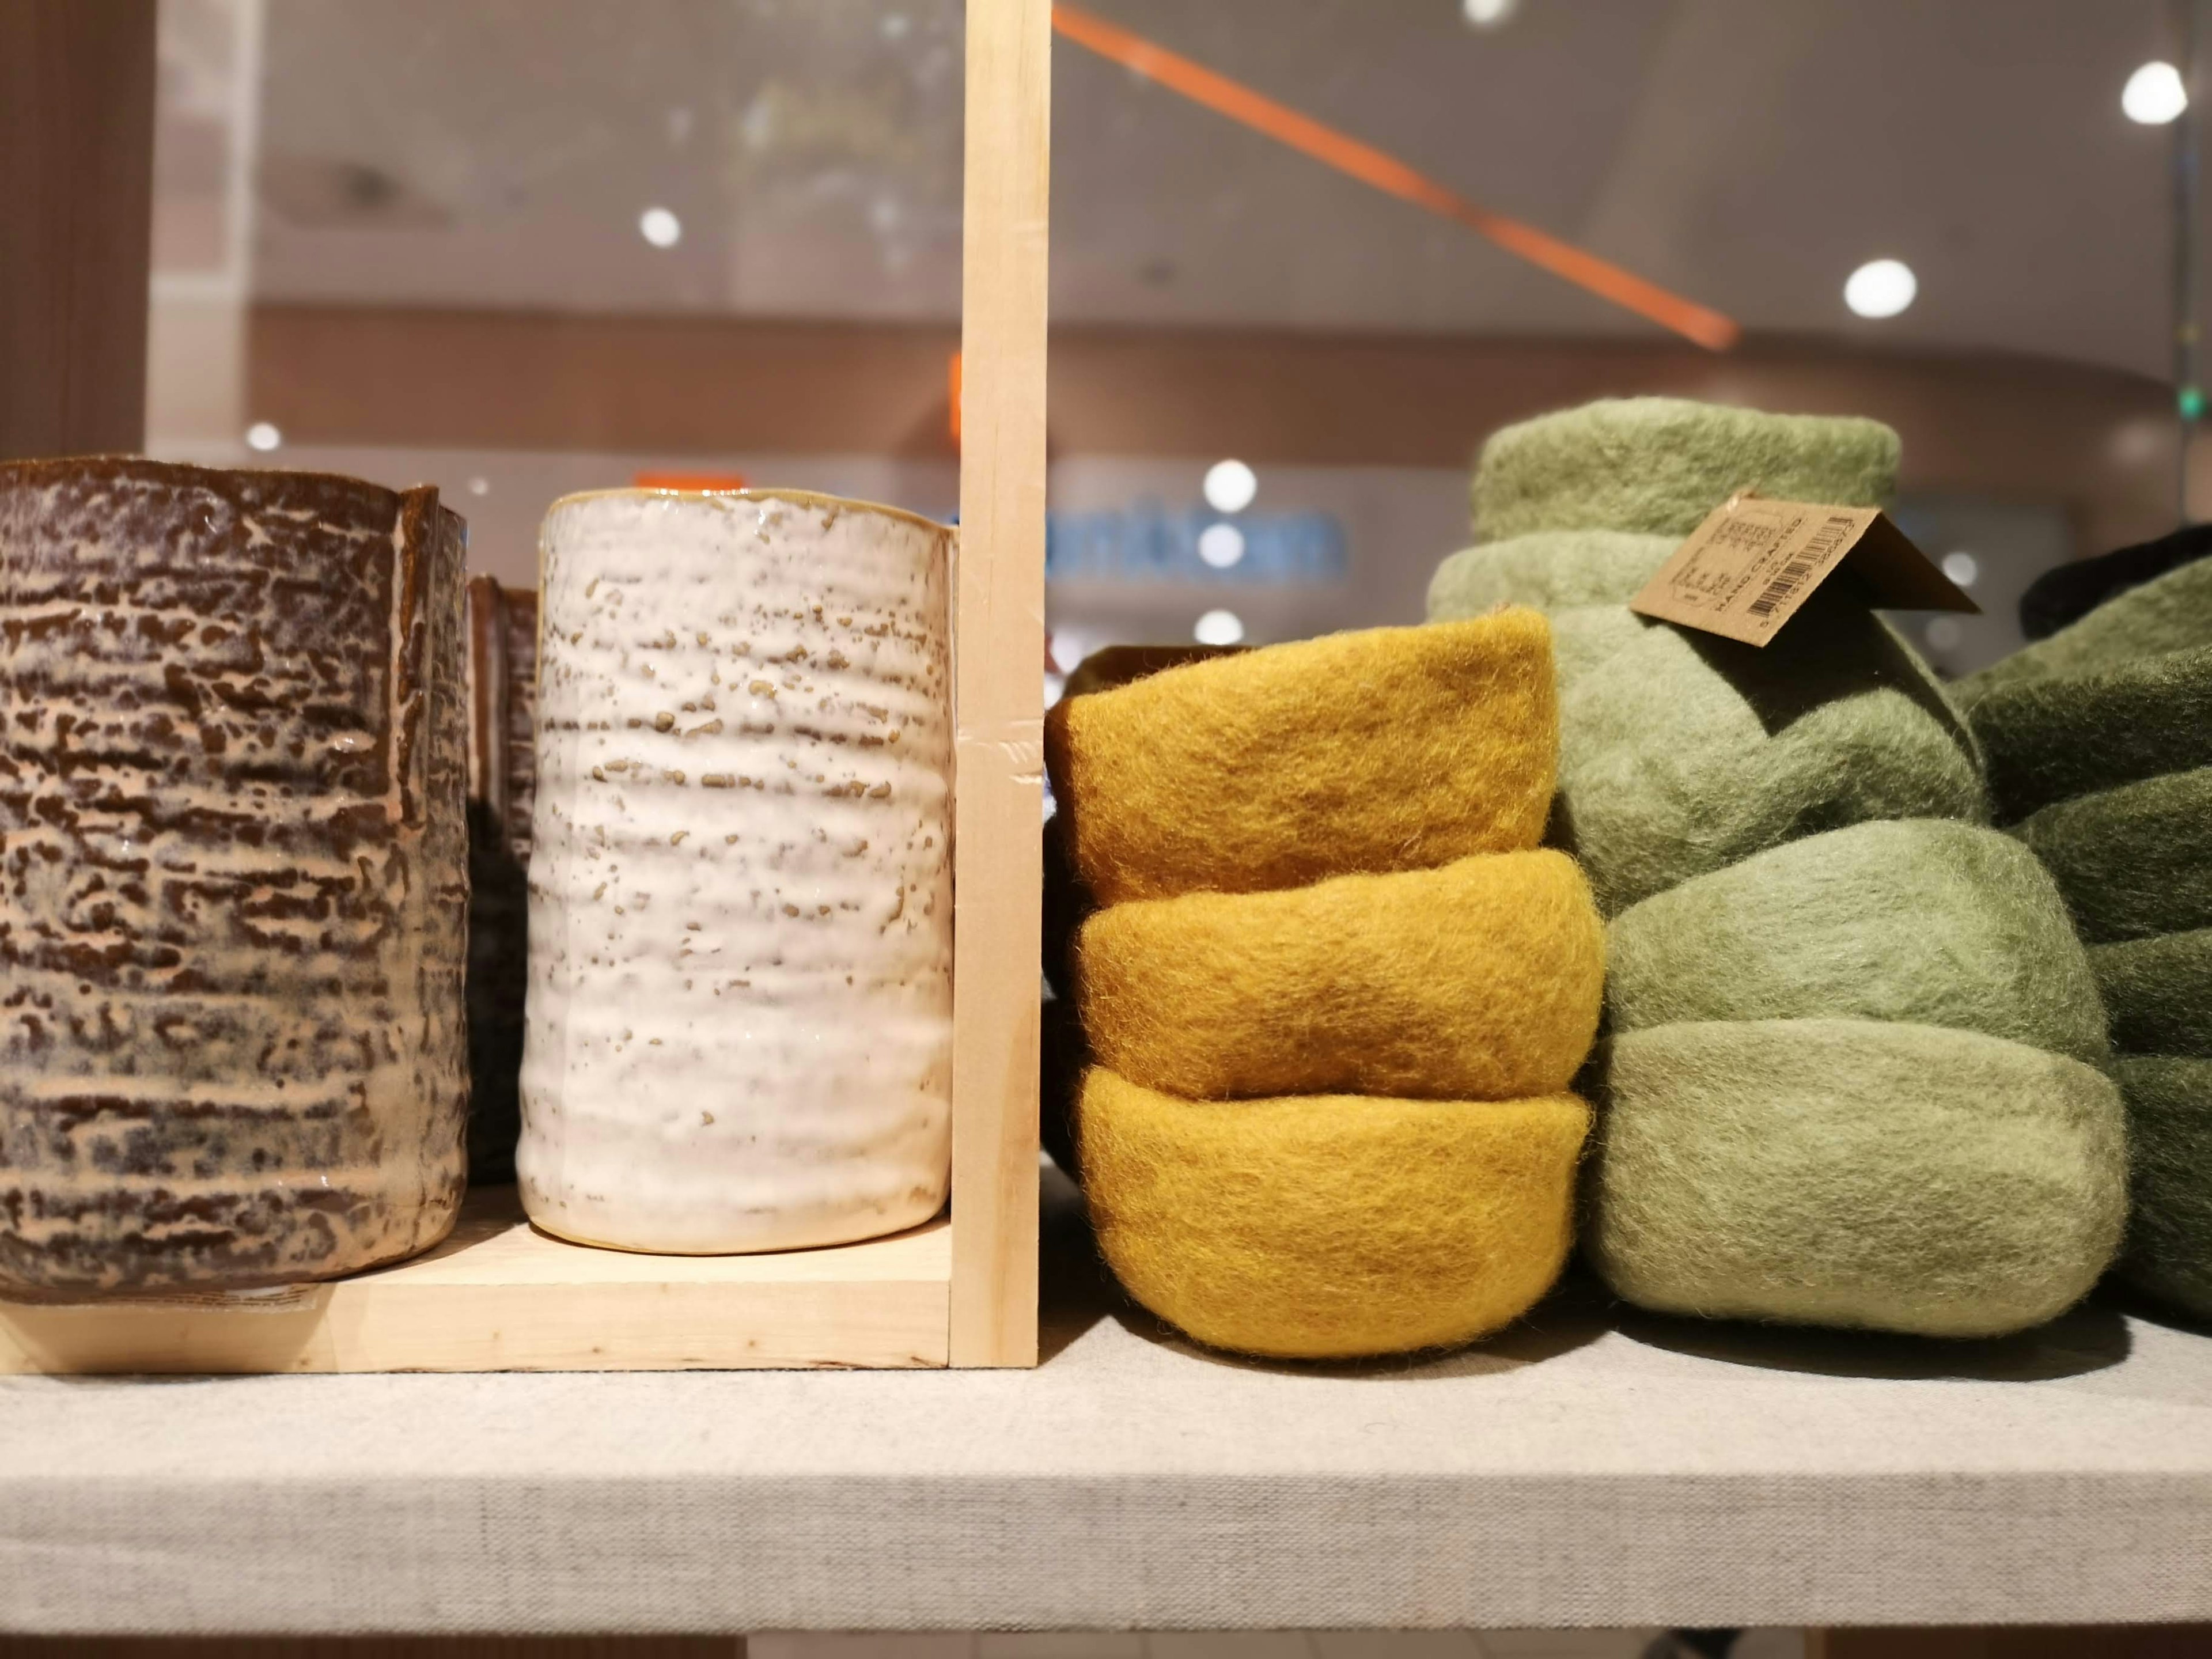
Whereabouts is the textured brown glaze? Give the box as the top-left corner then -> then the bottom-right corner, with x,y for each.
461,578 -> 535,1184
463,578 -> 539,862
0,457 -> 469,1291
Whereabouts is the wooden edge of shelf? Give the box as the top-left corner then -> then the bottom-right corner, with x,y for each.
949,0 -> 1049,1370
0,1187 -> 953,1376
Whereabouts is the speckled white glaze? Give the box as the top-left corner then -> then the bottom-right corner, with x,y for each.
518,490 -> 953,1253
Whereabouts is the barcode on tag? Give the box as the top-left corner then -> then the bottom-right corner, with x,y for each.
1746,512 -> 1857,620
1634,495 -> 1975,646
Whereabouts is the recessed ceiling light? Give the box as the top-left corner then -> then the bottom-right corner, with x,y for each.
1925,617 -> 1963,652
1202,459 -> 1257,514
1844,258 -> 1916,319
1462,0 -> 1518,27
1940,550 -> 1979,588
1194,608 -> 1246,646
639,206 -> 683,249
244,421 -> 281,452
1198,523 -> 1247,569
2124,60 -> 2188,126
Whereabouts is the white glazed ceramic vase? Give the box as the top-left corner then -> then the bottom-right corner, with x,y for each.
518,489 -> 954,1253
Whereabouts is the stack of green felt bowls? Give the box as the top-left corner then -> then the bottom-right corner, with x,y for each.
1960,558 -> 2212,1322
1429,397 -> 2128,1338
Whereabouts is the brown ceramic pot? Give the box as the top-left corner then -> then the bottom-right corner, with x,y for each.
464,577 -> 539,863
461,577 -> 537,1184
0,458 -> 471,1291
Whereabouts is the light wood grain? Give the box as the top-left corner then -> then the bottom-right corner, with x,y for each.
0,1188 -> 950,1374
949,0 -> 1050,1368
0,0 -> 154,460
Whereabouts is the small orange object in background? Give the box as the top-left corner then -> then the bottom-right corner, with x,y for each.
631,470 -> 749,491
949,351 -> 963,449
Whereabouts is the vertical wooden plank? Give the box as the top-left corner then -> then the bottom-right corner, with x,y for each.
950,0 -> 1049,1367
0,0 -> 156,460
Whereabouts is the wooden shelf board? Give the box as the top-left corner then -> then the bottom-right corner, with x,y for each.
0,1187 -> 952,1376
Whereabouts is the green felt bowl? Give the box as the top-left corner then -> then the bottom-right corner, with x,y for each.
2115,1055 -> 2212,1322
1469,397 -> 1899,543
1606,819 -> 2109,1066
1586,1017 -> 2127,1339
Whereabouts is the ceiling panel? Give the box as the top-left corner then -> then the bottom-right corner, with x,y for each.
211,0 -> 2189,376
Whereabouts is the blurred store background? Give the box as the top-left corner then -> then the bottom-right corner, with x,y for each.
143,0 -> 2209,679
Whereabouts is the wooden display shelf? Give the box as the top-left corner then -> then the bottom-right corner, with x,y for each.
2,0 -> 1046,1375
0,1187 -> 954,1374
3,0 -> 1046,1374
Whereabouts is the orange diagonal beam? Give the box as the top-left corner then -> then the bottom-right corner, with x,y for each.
1051,3 -> 1740,352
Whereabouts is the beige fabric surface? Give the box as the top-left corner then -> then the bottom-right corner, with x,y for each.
0,1179 -> 2209,1635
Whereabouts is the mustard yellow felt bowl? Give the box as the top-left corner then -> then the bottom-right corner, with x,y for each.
1045,609 -> 1556,906
1075,849 -> 1603,1103
1077,1069 -> 1590,1360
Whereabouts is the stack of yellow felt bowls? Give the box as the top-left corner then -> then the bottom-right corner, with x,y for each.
1044,611 -> 1606,1360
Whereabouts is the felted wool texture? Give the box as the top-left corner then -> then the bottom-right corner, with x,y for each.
1528,603 -> 1656,690
1604,820 -> 2109,1067
1075,850 -> 1604,1102
1426,530 -> 1678,617
2020,521 -> 2212,641
1963,552 -> 2212,698
1544,583 -> 1987,915
1077,1068 -> 1591,1359
2094,928 -> 2212,1059
1048,647 -> 1237,994
1062,643 -> 1244,700
2113,1055 -> 2212,1320
2011,766 -> 2212,944
1468,397 -> 1900,543
1045,611 -> 1556,906
1586,1018 -> 2128,1339
1042,813 -> 1093,1001
1967,643 -> 2212,825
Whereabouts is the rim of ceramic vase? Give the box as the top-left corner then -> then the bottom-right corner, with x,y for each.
544,483 -> 950,538
0,452 -> 456,502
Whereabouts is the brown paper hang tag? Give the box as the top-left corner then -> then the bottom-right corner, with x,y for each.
1629,493 -> 1979,647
